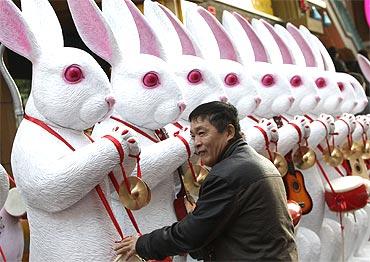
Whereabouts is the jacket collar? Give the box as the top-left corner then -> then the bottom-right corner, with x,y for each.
218,138 -> 246,163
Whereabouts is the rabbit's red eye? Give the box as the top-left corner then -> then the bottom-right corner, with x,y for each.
187,69 -> 203,84
290,75 -> 302,87
64,65 -> 83,83
261,74 -> 274,87
224,73 -> 239,86
315,77 -> 326,88
143,72 -> 160,88
338,82 -> 345,92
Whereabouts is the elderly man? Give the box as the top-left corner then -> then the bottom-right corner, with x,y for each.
114,101 -> 297,261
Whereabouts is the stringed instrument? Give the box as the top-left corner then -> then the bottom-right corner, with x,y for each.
272,116 -> 313,215
283,155 -> 313,215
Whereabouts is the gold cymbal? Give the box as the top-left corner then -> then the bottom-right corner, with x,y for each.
119,176 -> 151,210
362,140 -> 370,160
292,146 -> 316,170
341,141 -> 364,159
183,164 -> 209,197
351,141 -> 364,159
323,147 -> 344,167
272,152 -> 288,177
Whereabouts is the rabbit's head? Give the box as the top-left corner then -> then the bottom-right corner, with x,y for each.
0,0 -> 114,131
223,12 -> 293,118
298,26 -> 358,115
68,0 -> 184,130
252,19 -> 320,115
144,1 -> 228,121
285,23 -> 343,115
181,6 -> 260,117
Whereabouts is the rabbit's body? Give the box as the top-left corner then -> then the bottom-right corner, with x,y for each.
0,0 -> 140,260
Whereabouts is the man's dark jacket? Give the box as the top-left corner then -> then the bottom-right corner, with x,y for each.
136,139 -> 298,261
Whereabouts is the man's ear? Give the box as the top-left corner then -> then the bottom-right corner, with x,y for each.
226,124 -> 236,142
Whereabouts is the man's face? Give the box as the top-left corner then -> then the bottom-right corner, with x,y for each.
190,117 -> 234,167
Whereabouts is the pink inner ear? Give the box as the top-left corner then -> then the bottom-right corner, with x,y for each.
233,13 -> 267,62
286,24 -> 316,67
68,0 -> 113,62
0,1 -> 33,60
198,8 -> 237,61
125,0 -> 161,58
358,54 -> 370,82
158,5 -> 197,56
261,20 -> 293,64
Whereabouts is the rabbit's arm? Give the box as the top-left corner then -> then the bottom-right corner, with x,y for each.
333,120 -> 351,147
16,139 -> 124,213
351,124 -> 363,142
134,138 -> 189,189
244,127 -> 271,154
306,121 -> 327,148
277,125 -> 301,156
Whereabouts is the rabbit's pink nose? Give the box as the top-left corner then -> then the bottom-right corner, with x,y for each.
315,96 -> 321,103
254,97 -> 261,106
177,101 -> 186,113
288,96 -> 295,104
219,96 -> 228,103
105,96 -> 116,110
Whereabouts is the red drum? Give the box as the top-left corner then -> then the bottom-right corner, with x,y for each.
324,176 -> 368,212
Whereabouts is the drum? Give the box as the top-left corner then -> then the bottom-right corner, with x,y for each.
324,176 -> 368,212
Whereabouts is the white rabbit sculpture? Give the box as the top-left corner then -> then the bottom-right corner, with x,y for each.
68,4 -> 196,259
1,0 -> 139,260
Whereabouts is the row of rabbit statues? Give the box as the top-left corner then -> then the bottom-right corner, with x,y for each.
1,0 -> 370,261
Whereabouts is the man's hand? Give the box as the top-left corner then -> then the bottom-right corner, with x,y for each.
113,235 -> 139,261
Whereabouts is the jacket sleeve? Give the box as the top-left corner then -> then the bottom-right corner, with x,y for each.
136,174 -> 237,260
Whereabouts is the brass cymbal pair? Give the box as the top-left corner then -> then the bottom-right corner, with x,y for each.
341,141 -> 364,160
292,146 -> 316,170
322,146 -> 344,167
271,152 -> 288,177
119,176 -> 151,210
183,164 -> 209,197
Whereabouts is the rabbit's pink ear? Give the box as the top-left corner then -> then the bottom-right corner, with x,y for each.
0,0 -> 40,62
260,20 -> 293,64
273,24 -> 305,67
286,23 -> 317,67
196,7 -> 239,62
232,12 -> 268,63
21,0 -> 63,49
157,4 -> 200,57
358,54 -> 370,82
123,0 -> 164,59
222,10 -> 255,64
67,0 -> 121,65
297,25 -> 324,70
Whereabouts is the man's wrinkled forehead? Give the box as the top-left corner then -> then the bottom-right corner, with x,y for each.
190,116 -> 210,132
